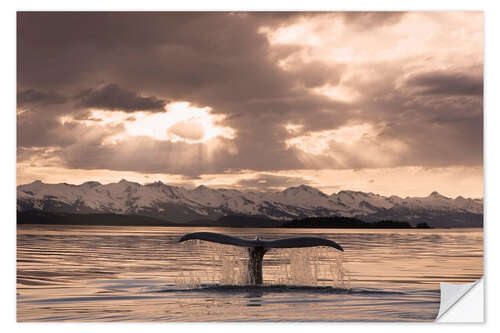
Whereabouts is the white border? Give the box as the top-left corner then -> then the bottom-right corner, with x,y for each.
438,279 -> 484,322
3,0 -> 499,331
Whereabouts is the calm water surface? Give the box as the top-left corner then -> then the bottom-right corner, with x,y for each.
17,225 -> 483,322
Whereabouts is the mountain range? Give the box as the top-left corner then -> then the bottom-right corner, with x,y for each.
17,180 -> 483,228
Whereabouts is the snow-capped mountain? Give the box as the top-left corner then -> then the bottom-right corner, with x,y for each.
17,180 -> 483,227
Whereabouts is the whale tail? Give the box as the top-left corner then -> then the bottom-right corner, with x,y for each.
179,232 -> 344,285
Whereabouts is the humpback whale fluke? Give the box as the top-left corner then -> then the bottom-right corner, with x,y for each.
179,232 -> 344,285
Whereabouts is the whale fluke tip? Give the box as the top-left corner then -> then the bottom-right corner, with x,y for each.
178,232 -> 344,251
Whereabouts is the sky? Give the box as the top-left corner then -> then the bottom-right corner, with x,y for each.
16,11 -> 483,198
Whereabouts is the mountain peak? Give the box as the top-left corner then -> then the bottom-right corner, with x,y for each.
283,184 -> 327,197
428,191 -> 447,199
336,190 -> 365,198
116,179 -> 141,187
285,184 -> 314,192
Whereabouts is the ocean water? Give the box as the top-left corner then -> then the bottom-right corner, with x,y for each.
17,225 -> 483,322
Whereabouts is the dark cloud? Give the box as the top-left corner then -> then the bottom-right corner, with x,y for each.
17,89 -> 66,106
337,63 -> 484,168
17,110 -> 125,148
74,84 -> 168,112
405,71 -> 483,96
289,60 -> 343,88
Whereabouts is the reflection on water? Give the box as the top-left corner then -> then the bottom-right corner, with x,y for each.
17,226 -> 483,322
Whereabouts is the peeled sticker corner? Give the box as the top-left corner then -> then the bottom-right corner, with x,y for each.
436,277 -> 484,322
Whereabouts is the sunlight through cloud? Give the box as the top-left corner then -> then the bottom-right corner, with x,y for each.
60,102 -> 236,144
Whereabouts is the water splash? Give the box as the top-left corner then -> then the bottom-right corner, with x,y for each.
177,240 -> 350,288
175,240 -> 248,287
218,245 -> 249,285
271,247 -> 350,288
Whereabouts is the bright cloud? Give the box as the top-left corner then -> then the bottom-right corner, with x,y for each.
60,102 -> 236,144
286,123 -> 408,167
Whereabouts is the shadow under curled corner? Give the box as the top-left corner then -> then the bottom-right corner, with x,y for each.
436,277 -> 484,322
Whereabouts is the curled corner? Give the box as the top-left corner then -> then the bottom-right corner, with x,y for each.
436,277 -> 484,322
